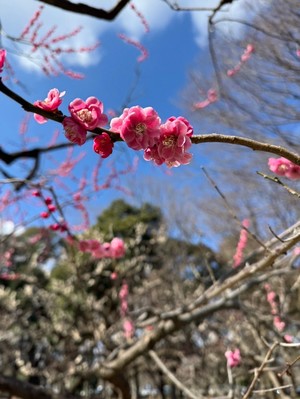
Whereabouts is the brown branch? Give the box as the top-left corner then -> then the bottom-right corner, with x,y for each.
1,80 -> 299,169
162,0 -> 213,12
97,231 -> 300,385
209,0 -> 236,24
191,134 -> 300,166
149,350 -> 202,399
36,0 -> 131,20
0,374 -> 79,399
257,171 -> 300,199
0,78 -> 121,141
242,342 -> 279,399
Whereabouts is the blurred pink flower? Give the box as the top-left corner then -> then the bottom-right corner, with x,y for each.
0,49 -> 6,73
123,318 -> 135,339
241,44 -> 255,62
273,316 -> 285,332
225,349 -> 241,368
110,237 -> 126,258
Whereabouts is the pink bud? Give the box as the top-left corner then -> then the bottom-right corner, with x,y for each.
93,133 -> 114,158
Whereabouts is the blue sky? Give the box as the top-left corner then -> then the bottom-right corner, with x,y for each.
0,0 -> 248,240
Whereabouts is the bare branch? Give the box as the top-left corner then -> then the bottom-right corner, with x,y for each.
149,350 -> 202,399
0,374 -> 79,399
36,0 -> 131,20
192,134 -> 300,166
243,342 -> 280,399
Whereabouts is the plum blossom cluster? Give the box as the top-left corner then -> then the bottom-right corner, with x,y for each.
0,49 -> 6,73
33,89 -> 194,167
268,157 -> 300,180
264,284 -> 286,333
33,88 -> 109,148
193,88 -> 218,109
225,348 -> 241,368
0,248 -> 20,281
233,218 -> 250,268
32,190 -> 68,232
119,281 -> 135,340
111,106 -> 193,167
18,5 -> 98,78
78,237 -> 125,259
227,43 -> 255,77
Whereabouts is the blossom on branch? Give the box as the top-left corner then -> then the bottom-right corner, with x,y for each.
155,116 -> 193,167
34,88 -> 65,124
110,105 -> 161,150
268,157 -> 300,180
93,133 -> 114,158
69,97 -> 108,130
63,117 -> 87,145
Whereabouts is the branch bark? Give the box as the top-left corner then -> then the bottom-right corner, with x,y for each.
1,79 -> 299,165
36,0 -> 131,20
0,375 -> 78,399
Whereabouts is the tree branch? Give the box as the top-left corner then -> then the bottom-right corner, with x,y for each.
0,374 -> 79,399
98,230 -> 300,381
1,79 -> 299,170
191,134 -> 300,166
36,0 -> 131,20
149,350 -> 201,399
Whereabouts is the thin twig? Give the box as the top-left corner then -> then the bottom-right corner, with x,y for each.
252,384 -> 292,394
257,171 -> 300,198
202,166 -> 269,251
149,350 -> 202,399
243,341 -> 279,399
192,134 -> 300,166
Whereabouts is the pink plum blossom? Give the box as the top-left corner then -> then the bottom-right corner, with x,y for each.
225,349 -> 241,368
69,97 -> 108,130
123,318 -> 135,339
143,144 -> 165,166
241,44 -> 255,62
268,157 -> 300,180
110,237 -> 126,258
193,88 -> 218,109
284,334 -> 293,343
63,117 -> 87,146
273,316 -> 285,332
293,247 -> 300,256
77,237 -> 125,259
233,219 -> 250,268
0,49 -> 6,73
110,106 -> 161,150
111,272 -> 118,280
156,117 -> 193,167
93,133 -> 114,158
34,88 -> 65,124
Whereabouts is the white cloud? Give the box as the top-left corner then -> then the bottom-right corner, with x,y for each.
1,0 -> 250,71
187,0 -> 250,47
